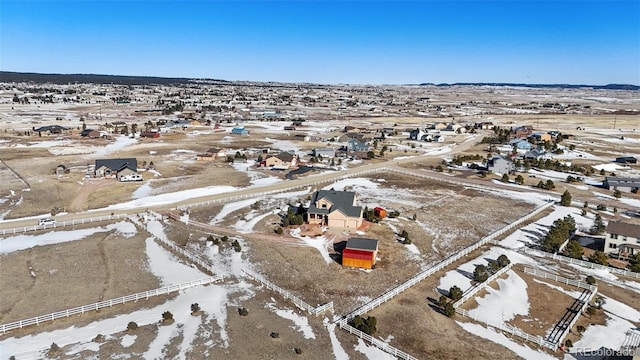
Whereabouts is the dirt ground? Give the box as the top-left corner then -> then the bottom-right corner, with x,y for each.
0,220 -> 160,325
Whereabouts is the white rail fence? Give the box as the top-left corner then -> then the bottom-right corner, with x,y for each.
451,264 -> 553,348
523,267 -> 596,291
0,277 -> 222,334
129,213 -> 220,276
454,307 -> 550,348
241,268 -> 333,316
337,320 -> 418,360
521,247 -> 640,279
0,213 -> 129,236
176,167 -> 385,211
340,201 -> 554,322
453,263 -> 513,309
524,267 -> 597,350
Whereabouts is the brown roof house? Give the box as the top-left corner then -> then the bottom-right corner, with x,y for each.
604,220 -> 640,260
196,148 -> 227,161
306,190 -> 363,231
263,152 -> 298,169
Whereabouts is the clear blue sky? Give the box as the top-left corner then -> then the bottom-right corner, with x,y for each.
1,1 -> 638,85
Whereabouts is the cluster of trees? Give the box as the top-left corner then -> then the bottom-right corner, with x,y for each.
282,206 -> 304,226
541,215 -> 576,253
348,315 -> 377,336
629,253 -> 640,273
451,154 -> 485,166
473,254 -> 511,283
536,179 -> 556,190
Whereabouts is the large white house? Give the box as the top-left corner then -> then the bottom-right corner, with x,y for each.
604,220 -> 640,259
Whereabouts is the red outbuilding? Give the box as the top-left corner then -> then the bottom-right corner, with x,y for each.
342,238 -> 379,270
374,207 -> 387,218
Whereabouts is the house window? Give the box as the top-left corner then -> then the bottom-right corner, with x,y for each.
609,243 -> 617,249
321,204 -> 327,209
611,234 -> 618,239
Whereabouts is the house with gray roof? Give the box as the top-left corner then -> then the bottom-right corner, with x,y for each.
94,158 -> 138,180
306,190 -> 363,231
604,220 -> 640,260
487,155 -> 513,175
603,177 -> 640,193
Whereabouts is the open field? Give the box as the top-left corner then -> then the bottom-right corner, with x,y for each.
0,83 -> 639,359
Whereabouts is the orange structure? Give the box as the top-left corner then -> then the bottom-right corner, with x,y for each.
374,207 -> 387,218
342,238 -> 379,270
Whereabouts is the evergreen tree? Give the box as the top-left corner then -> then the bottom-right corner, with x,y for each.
563,240 -> 584,259
588,251 -> 609,266
560,190 -> 572,206
590,214 -> 605,235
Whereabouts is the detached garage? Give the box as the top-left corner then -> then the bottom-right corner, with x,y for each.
342,238 -> 379,270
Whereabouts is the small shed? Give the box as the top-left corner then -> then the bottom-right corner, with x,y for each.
374,207 -> 386,218
342,238 -> 379,270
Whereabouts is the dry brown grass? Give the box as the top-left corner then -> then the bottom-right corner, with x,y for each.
0,220 -> 159,325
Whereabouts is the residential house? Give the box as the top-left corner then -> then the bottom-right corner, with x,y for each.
231,127 -> 249,135
487,155 -> 514,175
603,177 -> 640,193
264,152 -> 298,169
409,128 -> 425,141
616,156 -> 638,164
34,125 -> 69,135
196,148 -> 226,161
524,147 -> 547,161
529,132 -> 552,143
604,221 -> 640,259
432,122 -> 448,130
140,131 -> 160,138
509,138 -> 533,152
313,148 -> 336,158
94,158 -> 138,180
346,138 -> 369,152
306,190 -> 363,231
511,126 -> 533,138
338,132 -> 366,143
80,129 -> 101,138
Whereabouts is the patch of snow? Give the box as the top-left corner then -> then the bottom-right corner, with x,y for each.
324,318 -> 349,360
289,228 -> 333,264
354,338 -> 396,359
457,322 -> 556,360
468,270 -> 529,326
120,334 -> 136,348
266,301 -> 315,339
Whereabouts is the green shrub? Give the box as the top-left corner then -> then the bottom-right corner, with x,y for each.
576,325 -> 586,333
586,307 -> 596,316
565,339 -> 573,348
270,332 -> 280,338
443,302 -> 456,317
473,265 -> 490,282
294,348 -> 303,355
127,321 -> 138,331
449,286 -> 463,301
162,311 -> 173,321
585,276 -> 596,285
274,227 -> 283,234
191,303 -> 200,313
238,307 -> 249,316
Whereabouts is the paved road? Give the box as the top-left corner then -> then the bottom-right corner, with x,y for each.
1,135 -> 634,231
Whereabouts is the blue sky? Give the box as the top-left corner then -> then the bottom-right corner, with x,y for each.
1,1 -> 638,85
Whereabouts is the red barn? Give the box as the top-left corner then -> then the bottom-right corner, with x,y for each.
342,238 -> 379,270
